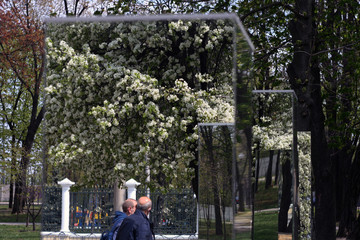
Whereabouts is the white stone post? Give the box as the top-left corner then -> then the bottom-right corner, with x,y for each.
114,180 -> 126,212
125,179 -> 140,199
58,178 -> 75,233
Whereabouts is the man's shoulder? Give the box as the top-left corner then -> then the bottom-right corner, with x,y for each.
126,211 -> 143,222
114,211 -> 127,223
123,210 -> 148,225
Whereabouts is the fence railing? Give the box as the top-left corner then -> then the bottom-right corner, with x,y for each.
42,186 -> 62,232
41,179 -> 197,238
41,188 -> 113,233
137,188 -> 197,235
69,188 -> 113,233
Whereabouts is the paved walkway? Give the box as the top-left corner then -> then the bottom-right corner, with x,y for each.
234,211 -> 252,233
0,222 -> 41,225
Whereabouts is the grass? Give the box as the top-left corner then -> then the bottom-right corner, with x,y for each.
0,205 -> 41,223
0,205 -> 41,239
253,211 -> 278,240
199,219 -> 233,240
0,225 -> 41,239
235,231 -> 251,240
254,183 -> 279,211
198,210 -> 278,240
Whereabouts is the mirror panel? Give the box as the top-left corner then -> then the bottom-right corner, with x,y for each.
43,15 -> 253,236
198,123 -> 235,240
251,91 -> 296,240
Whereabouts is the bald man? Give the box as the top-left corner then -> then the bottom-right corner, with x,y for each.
115,196 -> 154,240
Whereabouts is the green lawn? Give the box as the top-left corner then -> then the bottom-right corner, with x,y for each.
0,204 -> 41,239
199,210 -> 278,240
199,219 -> 233,240
0,205 -> 41,223
0,225 -> 40,239
253,211 -> 278,240
254,184 -> 279,211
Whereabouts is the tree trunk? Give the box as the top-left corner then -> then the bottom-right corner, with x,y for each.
274,150 -> 280,185
287,0 -> 336,238
338,143 -> 360,237
278,156 -> 292,233
254,147 -> 260,193
265,150 -> 274,189
9,135 -> 16,209
202,127 -> 223,235
236,164 -> 245,212
12,106 -> 44,213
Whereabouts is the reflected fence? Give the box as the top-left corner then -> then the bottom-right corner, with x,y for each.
41,179 -> 197,239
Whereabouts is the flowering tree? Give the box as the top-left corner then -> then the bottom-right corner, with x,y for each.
44,19 -> 239,190
0,0 -> 45,213
252,92 -> 312,238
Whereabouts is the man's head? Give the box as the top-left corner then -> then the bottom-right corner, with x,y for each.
137,196 -> 152,215
122,198 -> 137,216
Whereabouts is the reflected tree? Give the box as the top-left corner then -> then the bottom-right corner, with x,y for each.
199,125 -> 234,239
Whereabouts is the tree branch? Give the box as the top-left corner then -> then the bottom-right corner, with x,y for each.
240,2 -> 301,22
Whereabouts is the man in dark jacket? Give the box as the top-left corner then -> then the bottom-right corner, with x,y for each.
116,196 -> 154,240
111,199 -> 137,240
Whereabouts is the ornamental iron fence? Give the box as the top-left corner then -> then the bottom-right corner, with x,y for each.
137,188 -> 197,235
41,186 -> 62,232
42,185 -> 197,236
41,186 -> 113,233
69,188 -> 114,233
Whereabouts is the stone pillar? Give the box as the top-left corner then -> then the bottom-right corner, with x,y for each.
125,179 -> 140,200
114,180 -> 126,212
58,178 -> 75,233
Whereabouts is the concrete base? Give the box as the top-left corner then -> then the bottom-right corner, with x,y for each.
40,232 -> 198,240
41,232 -> 101,239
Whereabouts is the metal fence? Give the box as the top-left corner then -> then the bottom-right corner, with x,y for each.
69,188 -> 114,233
42,186 -> 197,236
41,186 -> 113,233
137,188 -> 197,235
42,186 -> 62,232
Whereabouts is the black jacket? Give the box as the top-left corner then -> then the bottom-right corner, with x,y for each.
115,209 -> 154,240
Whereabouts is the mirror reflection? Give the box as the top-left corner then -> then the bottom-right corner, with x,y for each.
44,17 -> 239,189
252,92 -> 294,240
43,15 -> 253,237
233,128 -> 252,240
198,123 -> 235,240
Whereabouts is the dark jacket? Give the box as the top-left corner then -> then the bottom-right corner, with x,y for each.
112,211 -> 127,240
115,209 -> 153,240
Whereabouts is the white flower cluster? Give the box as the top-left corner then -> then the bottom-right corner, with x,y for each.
252,93 -> 293,151
45,20 -> 235,188
252,94 -> 312,238
298,132 -> 311,239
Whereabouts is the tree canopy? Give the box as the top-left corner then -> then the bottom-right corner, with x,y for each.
44,19 -> 244,189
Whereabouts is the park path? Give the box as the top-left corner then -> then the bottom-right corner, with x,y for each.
234,211 -> 252,234
0,222 -> 40,225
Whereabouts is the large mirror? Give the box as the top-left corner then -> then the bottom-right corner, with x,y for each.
42,14 -> 253,236
251,91 -> 297,240
198,123 -> 235,240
